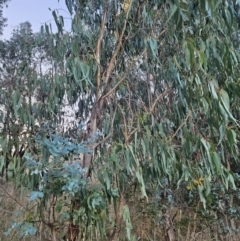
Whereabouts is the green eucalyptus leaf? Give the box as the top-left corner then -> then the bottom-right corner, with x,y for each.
219,89 -> 230,111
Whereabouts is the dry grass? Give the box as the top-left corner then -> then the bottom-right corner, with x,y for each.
1,179 -> 240,241
0,180 -> 52,241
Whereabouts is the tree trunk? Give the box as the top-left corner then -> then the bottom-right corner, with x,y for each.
63,199 -> 81,241
111,193 -> 124,241
163,208 -> 176,241
51,227 -> 57,241
64,223 -> 79,241
229,195 -> 237,241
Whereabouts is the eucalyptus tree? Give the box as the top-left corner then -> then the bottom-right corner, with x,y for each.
0,21 -> 66,180
30,0 -> 239,240
2,0 -> 240,240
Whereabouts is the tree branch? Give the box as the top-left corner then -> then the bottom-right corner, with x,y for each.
104,0 -> 133,85
96,0 -> 109,97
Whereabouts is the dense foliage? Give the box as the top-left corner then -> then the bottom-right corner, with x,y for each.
1,0 -> 240,240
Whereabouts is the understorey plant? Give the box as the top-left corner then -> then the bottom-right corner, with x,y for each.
4,129 -> 116,241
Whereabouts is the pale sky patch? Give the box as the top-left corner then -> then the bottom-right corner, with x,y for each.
2,0 -> 70,39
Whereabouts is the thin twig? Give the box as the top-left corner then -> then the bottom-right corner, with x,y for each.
170,111 -> 191,142
0,207 -> 15,214
0,185 -> 26,210
150,88 -> 172,113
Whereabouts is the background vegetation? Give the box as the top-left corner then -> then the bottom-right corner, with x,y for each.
1,0 -> 240,240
